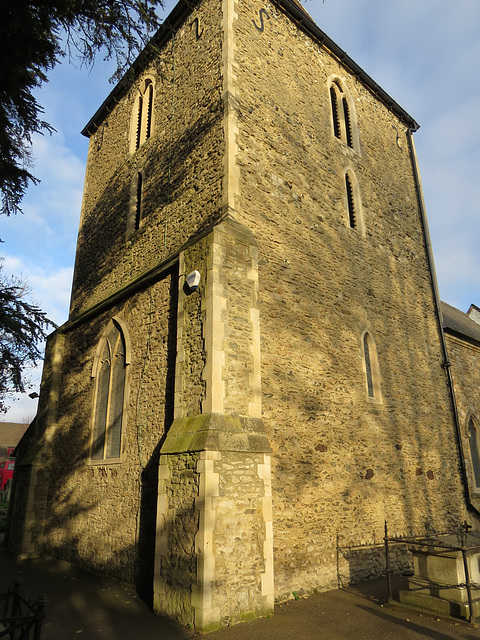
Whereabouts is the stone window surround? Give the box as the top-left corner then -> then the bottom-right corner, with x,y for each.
344,168 -> 365,237
89,316 -> 131,465
361,329 -> 382,403
127,169 -> 146,237
129,75 -> 156,154
328,75 -> 360,154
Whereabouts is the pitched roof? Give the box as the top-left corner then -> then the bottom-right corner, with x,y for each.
441,301 -> 480,347
0,422 -> 29,447
0,422 -> 30,460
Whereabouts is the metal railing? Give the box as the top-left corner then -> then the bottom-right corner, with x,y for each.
384,520 -> 480,624
0,573 -> 48,639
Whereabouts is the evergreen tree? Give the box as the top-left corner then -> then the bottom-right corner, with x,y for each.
0,260 -> 55,412
0,0 -> 165,215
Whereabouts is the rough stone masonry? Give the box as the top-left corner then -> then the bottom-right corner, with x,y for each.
6,0 -> 476,632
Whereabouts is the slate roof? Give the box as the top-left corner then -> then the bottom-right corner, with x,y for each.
441,301 -> 480,347
0,422 -> 29,459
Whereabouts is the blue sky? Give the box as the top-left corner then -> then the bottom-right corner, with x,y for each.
1,0 -> 480,421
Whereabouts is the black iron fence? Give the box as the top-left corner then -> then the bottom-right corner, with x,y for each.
0,573 -> 48,639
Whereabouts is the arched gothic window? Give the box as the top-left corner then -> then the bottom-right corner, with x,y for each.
329,78 -> 359,151
91,319 -> 130,461
362,331 -> 381,401
468,418 -> 480,489
130,78 -> 155,153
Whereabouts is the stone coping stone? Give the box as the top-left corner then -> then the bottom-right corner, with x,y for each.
160,413 -> 271,454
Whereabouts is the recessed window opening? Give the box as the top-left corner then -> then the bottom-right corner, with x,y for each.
91,320 -> 129,461
364,334 -> 374,398
127,170 -> 146,236
362,331 -> 381,401
131,77 -> 155,153
145,82 -> 153,141
343,97 -> 353,148
345,173 -> 356,229
468,418 -> 480,488
135,172 -> 143,230
135,95 -> 143,150
329,78 -> 358,151
330,86 -> 341,139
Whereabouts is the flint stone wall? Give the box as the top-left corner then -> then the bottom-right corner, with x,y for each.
234,0 -> 469,598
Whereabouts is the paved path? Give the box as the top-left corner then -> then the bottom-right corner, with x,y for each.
1,540 -> 480,639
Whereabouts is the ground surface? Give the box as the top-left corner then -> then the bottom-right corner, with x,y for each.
1,538 -> 480,640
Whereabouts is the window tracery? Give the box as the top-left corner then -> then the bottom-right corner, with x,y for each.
91,319 -> 129,461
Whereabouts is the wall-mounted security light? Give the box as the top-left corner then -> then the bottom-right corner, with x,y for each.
186,270 -> 201,291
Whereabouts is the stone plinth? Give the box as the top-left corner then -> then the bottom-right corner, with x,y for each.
399,533 -> 480,619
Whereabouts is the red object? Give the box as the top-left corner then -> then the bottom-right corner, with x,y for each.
0,460 -> 15,490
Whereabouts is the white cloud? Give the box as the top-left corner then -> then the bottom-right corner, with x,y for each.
2,255 -> 73,327
2,0 -> 480,421
1,393 -> 38,425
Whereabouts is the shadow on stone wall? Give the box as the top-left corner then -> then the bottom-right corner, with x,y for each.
71,101 -> 223,316
11,267 -> 179,609
257,205 -> 468,592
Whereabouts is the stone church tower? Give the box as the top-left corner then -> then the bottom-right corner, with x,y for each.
7,0 -> 474,631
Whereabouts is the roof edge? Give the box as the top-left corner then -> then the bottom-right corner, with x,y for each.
81,0 -> 198,137
82,0 -> 419,137
276,0 -> 419,131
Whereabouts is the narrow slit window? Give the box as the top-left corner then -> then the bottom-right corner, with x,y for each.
145,82 -> 153,141
135,172 -> 143,230
362,331 -> 381,401
127,170 -> 146,236
345,173 -> 356,229
330,86 -> 341,139
343,97 -> 353,148
468,419 -> 480,488
364,334 -> 374,398
135,96 -> 143,151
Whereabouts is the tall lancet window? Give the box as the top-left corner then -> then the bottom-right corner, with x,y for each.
344,170 -> 365,235
362,331 -> 381,401
127,170 -> 145,236
345,172 -> 356,229
91,319 -> 129,461
130,77 -> 155,153
329,78 -> 359,152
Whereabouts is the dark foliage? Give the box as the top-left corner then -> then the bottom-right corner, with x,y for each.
0,0 -> 164,215
0,260 -> 56,412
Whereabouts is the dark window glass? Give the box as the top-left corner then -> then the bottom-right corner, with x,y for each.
364,334 -> 374,398
346,174 -> 356,229
92,340 -> 110,459
330,86 -> 341,139
135,95 -> 143,151
343,97 -> 353,148
145,82 -> 153,141
135,172 -> 143,230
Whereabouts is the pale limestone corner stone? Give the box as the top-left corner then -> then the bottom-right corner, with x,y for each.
199,449 -> 222,461
193,449 -> 221,629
